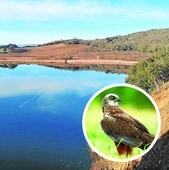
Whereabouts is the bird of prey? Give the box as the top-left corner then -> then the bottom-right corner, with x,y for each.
100,93 -> 155,157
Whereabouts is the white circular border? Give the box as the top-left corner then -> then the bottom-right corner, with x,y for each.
82,83 -> 161,162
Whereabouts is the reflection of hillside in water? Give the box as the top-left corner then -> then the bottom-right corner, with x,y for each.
41,64 -> 129,74
0,63 -> 18,69
61,64 -> 129,74
0,63 -> 129,74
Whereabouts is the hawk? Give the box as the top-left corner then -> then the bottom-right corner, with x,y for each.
100,93 -> 155,157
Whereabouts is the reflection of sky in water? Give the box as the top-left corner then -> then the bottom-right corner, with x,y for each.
0,65 -> 126,169
0,65 -> 126,97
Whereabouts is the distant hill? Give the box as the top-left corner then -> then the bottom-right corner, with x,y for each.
1,28 -> 169,54
87,28 -> 169,52
41,28 -> 169,53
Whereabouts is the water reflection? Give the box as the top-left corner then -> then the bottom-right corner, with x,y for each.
0,65 -> 127,170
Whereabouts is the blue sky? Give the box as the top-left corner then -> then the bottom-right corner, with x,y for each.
1,0 -> 169,45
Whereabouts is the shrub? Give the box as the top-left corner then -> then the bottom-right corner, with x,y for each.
126,50 -> 169,92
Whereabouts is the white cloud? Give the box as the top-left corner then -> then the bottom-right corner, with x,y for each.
1,0 -> 169,22
0,0 -> 105,21
0,73 -> 99,98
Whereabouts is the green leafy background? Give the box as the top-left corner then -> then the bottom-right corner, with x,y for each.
84,85 -> 159,160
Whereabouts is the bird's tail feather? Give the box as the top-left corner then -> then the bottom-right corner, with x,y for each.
115,142 -> 133,157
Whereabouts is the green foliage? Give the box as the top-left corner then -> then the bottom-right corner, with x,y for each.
86,28 -> 169,52
126,49 -> 169,92
0,48 -> 6,53
40,38 -> 83,46
0,44 -> 18,53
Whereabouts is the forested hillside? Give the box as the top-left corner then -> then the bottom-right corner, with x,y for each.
86,28 -> 169,52
41,28 -> 169,53
2,28 -> 169,55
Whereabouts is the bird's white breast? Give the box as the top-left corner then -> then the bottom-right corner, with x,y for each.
104,114 -> 116,122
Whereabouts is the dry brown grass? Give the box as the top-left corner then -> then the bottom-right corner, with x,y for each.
20,44 -> 151,60
0,44 -> 152,69
151,82 -> 169,137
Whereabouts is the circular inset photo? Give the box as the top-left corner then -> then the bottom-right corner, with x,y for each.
82,83 -> 161,162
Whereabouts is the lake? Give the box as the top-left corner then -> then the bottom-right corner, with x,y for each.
0,64 -> 127,170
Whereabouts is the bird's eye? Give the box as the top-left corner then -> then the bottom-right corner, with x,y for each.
109,95 -> 115,100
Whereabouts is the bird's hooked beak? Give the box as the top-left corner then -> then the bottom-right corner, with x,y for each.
115,97 -> 121,102
109,98 -> 121,106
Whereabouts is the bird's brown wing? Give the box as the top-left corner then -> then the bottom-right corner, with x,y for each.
111,106 -> 150,133
101,106 -> 154,148
114,113 -> 154,140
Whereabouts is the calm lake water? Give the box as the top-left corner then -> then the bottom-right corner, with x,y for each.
0,65 -> 127,170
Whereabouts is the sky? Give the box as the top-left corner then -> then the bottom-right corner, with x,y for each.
1,0 -> 169,45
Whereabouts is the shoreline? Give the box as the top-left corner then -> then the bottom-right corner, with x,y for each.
0,59 -> 137,73
0,44 -> 151,72
0,58 -> 137,67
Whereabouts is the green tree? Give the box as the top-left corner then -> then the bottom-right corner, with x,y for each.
126,50 -> 169,92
